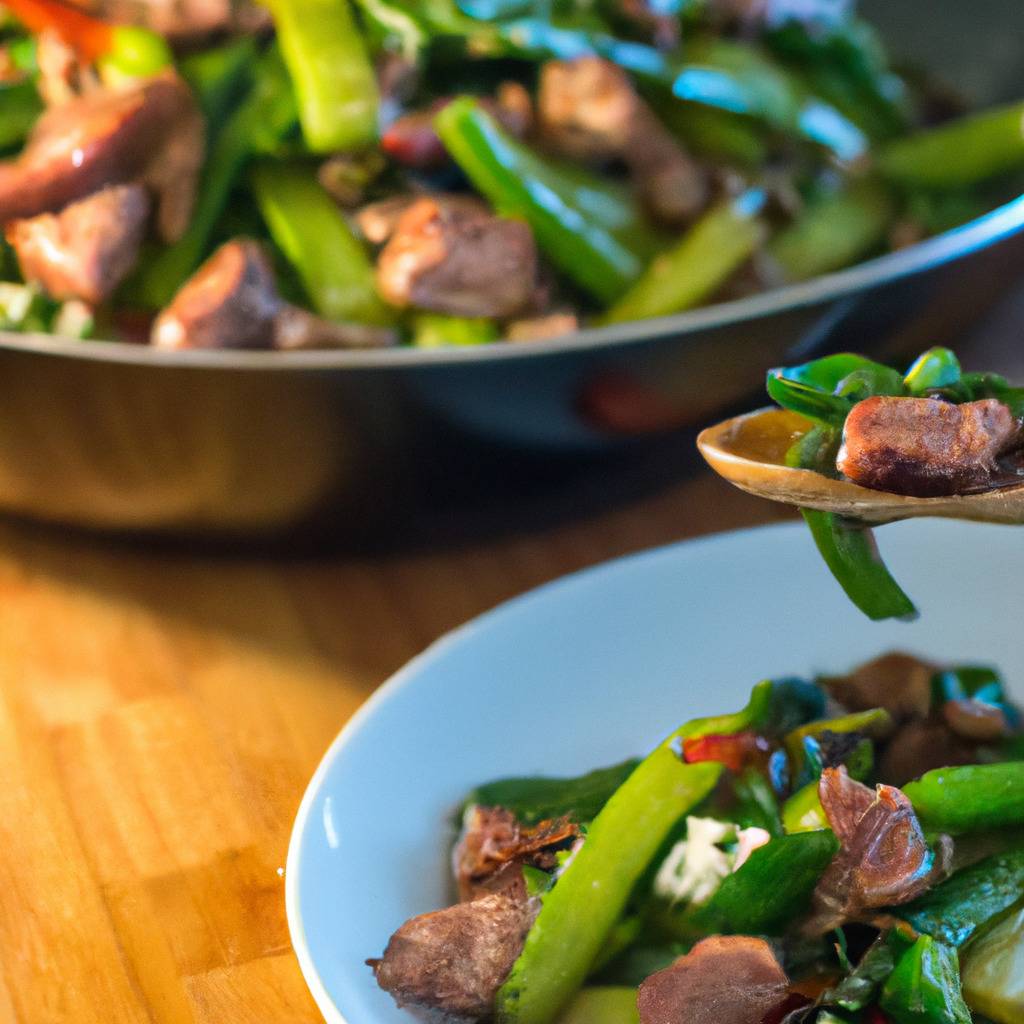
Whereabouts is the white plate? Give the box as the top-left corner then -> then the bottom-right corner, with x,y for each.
287,519 -> 1024,1024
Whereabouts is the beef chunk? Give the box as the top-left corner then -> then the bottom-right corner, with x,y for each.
151,239 -> 281,350
454,806 -> 579,901
355,194 -> 488,246
878,719 -> 978,787
821,652 -> 937,722
370,891 -> 537,1019
0,72 -> 201,230
61,0 -> 268,40
272,306 -> 396,351
837,396 -> 1021,497
376,197 -> 538,318
537,57 -> 708,226
942,698 -> 1010,741
6,183 -> 150,304
808,767 -> 951,932
637,936 -> 789,1024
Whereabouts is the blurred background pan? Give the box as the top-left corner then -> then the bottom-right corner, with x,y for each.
1,0 -> 1022,548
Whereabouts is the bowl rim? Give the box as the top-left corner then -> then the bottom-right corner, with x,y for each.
6,192 -> 1024,372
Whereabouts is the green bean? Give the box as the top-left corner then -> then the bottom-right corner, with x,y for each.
878,100 -> 1024,188
769,179 -> 894,281
412,314 -> 499,348
879,935 -> 971,1024
603,190 -> 766,323
555,987 -> 639,1024
263,0 -> 378,152
250,162 -> 391,324
903,765 -> 1024,835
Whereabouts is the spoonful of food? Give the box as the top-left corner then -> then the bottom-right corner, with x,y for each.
697,347 -> 1024,620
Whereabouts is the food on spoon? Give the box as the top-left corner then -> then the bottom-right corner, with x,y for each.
369,652 -> 1024,1024
698,346 -> 1024,620
2,0 -> 1024,346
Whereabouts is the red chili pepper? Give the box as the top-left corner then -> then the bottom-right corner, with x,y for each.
2,0 -> 114,62
682,730 -> 772,774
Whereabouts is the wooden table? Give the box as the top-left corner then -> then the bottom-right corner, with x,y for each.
4,289 -> 1022,1023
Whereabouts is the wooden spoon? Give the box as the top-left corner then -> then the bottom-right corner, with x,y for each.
697,407 -> 1024,525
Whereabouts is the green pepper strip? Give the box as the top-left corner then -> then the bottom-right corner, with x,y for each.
879,934 -> 971,1024
903,764 -> 1024,835
555,987 -> 640,1024
496,685 -> 780,1024
133,46 -> 298,308
603,190 -> 766,323
878,99 -> 1024,188
179,36 -> 258,127
262,0 -> 378,153
769,178 -> 894,282
0,79 -> 42,152
898,848 -> 1024,949
250,162 -> 391,324
435,97 -> 659,303
412,314 -> 499,349
783,780 -> 828,834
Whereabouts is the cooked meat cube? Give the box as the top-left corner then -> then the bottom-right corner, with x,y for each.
942,698 -> 1010,741
151,239 -> 281,350
837,396 -> 1022,497
370,891 -> 537,1019
537,57 -> 707,225
878,718 -> 978,786
821,652 -> 936,721
0,72 -> 201,228
808,767 -> 951,933
637,936 -> 790,1024
506,312 -> 579,342
454,806 -> 579,901
376,197 -> 538,318
6,184 -> 150,304
355,194 -> 488,246
141,95 -> 205,243
272,306 -> 396,351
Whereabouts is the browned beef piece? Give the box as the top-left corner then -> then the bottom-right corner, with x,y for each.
506,312 -> 579,342
370,891 -> 537,1019
942,698 -> 1010,741
837,396 -> 1021,497
35,28 -> 95,108
376,197 -> 538,318
6,184 -> 150,304
454,806 -> 580,901
355,194 -> 488,246
637,936 -> 789,1024
60,0 -> 268,40
808,767 -> 951,933
151,239 -> 281,350
537,57 -> 708,226
616,0 -> 680,49
821,652 -> 937,722
877,719 -> 979,787
272,306 -> 396,352
0,72 -> 201,230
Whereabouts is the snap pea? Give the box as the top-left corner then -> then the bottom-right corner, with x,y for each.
698,830 -> 839,935
435,97 -> 661,302
878,100 -> 1024,188
262,0 -> 378,153
879,934 -> 971,1024
898,849 -> 1024,949
603,190 -> 766,323
903,765 -> 1024,836
250,162 -> 391,324
463,758 -> 640,826
769,178 -> 894,281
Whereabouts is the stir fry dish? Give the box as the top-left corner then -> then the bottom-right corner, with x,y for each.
2,1 -> 1024,349
697,346 -> 1024,621
368,652 -> 1024,1024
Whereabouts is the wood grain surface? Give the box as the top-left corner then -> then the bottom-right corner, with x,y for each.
3,293 -> 1021,1024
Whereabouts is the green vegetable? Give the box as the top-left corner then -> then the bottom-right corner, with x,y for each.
603,191 -> 766,323
98,25 -> 173,81
250,162 -> 391,324
730,768 -> 782,834
262,0 -> 379,152
783,781 -> 828,834
435,98 -> 660,302
800,508 -> 918,621
769,179 -> 894,281
0,79 -> 41,152
898,849 -> 1024,949
698,830 -> 839,935
555,987 -> 639,1024
464,759 -> 640,825
133,46 -> 298,307
904,765 -> 1024,835
495,735 -> 724,1022
961,903 -> 1024,1024
880,934 -> 971,1024
589,917 -> 643,975
879,100 -> 1024,188
785,708 -> 892,761
827,930 -> 913,1012
413,315 -> 500,348
179,37 -> 258,126
903,346 -> 962,394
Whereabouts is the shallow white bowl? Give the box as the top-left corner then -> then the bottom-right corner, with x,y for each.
287,519 -> 1024,1023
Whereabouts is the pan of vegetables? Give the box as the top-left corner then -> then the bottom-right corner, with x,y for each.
1,0 -> 1023,539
